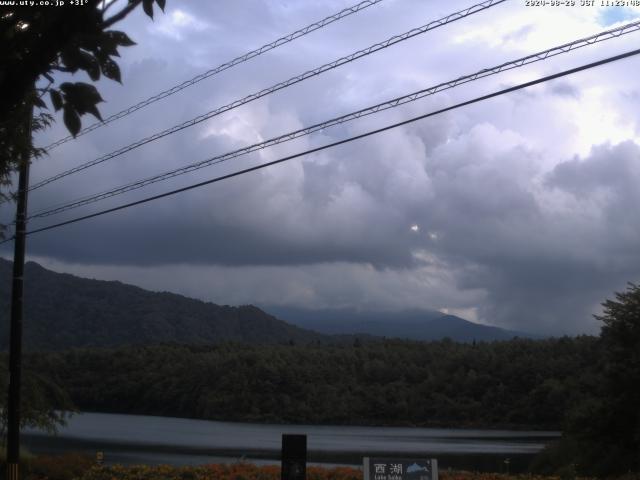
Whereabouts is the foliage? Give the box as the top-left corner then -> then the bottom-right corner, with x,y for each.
596,284 -> 640,445
535,284 -> 640,477
0,444 -> 34,466
529,438 -> 582,477
0,89 -> 52,241
25,336 -> 598,430
0,0 -> 166,233
0,356 -> 76,437
0,259 -> 325,350
13,459 -> 611,480
36,462 -> 358,480
21,452 -> 95,480
577,284 -> 640,475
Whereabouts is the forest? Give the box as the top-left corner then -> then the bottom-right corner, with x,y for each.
21,337 -> 597,429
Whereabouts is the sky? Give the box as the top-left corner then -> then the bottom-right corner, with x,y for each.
2,0 -> 640,335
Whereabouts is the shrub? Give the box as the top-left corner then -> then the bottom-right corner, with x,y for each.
24,453 -> 95,480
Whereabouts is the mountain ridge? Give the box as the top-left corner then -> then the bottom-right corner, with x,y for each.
263,305 -> 538,341
0,258 -> 325,350
1,258 -> 537,350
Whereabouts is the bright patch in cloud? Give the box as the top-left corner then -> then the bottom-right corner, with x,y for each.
153,9 -> 209,40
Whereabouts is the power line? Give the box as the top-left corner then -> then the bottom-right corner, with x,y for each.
29,0 -> 506,191
42,0 -> 386,151
10,47 -> 639,241
27,19 -> 640,220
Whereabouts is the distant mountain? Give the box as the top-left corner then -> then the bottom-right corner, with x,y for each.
0,258 -> 325,350
263,305 -> 537,342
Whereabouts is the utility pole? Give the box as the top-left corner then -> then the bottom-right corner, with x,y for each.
6,104 -> 32,480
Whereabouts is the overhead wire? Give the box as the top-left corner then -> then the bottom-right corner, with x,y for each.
5,47 -> 637,242
29,0 -> 506,191
42,0 -> 387,151
27,19 -> 640,220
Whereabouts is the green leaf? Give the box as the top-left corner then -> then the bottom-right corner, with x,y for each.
155,0 -> 166,11
77,32 -> 100,53
97,33 -> 120,58
142,0 -> 154,19
100,57 -> 121,83
60,48 -> 80,73
85,103 -> 103,122
33,96 -> 47,109
75,83 -> 104,104
50,89 -> 63,111
58,82 -> 74,94
77,50 -> 100,81
58,82 -> 104,120
62,105 -> 81,137
105,30 -> 136,47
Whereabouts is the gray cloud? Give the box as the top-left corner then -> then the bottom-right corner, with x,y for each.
424,139 -> 640,334
549,82 -> 581,98
2,0 -> 640,335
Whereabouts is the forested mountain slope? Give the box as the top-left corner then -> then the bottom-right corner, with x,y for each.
0,258 -> 324,350
1,258 -> 530,350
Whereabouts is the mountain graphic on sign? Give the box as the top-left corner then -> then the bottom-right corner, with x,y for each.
407,464 -> 428,474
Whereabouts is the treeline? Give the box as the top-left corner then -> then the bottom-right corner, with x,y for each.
25,336 -> 599,429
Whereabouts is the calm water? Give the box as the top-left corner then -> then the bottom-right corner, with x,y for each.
24,412 -> 559,472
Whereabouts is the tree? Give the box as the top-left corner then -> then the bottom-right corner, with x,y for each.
0,0 -> 166,434
0,357 -> 75,437
548,283 -> 640,476
0,0 -> 166,233
588,283 -> 640,473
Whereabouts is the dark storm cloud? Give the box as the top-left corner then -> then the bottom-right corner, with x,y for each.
24,205 -> 420,267
421,139 -> 640,334
21,120 -> 437,267
546,141 -> 640,200
2,1 -> 640,335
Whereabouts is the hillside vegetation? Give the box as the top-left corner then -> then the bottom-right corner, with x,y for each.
24,337 -> 597,429
0,259 -> 324,350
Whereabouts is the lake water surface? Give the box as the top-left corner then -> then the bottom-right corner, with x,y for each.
24,412 -> 559,473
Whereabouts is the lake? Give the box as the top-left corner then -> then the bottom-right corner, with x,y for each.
24,412 -> 559,473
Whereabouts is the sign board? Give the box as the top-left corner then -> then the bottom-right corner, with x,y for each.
364,458 -> 438,480
281,434 -> 306,480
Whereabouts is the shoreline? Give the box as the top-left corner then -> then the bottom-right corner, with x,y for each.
48,410 -> 563,436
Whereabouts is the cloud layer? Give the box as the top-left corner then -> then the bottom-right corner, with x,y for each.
2,0 -> 640,335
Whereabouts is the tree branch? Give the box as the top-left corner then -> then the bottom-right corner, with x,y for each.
100,0 -> 119,13
37,79 -> 53,99
103,0 -> 143,28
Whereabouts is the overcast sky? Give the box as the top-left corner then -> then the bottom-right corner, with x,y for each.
2,0 -> 640,335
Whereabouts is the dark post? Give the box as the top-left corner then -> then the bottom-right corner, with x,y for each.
6,108 -> 32,480
281,434 -> 306,480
